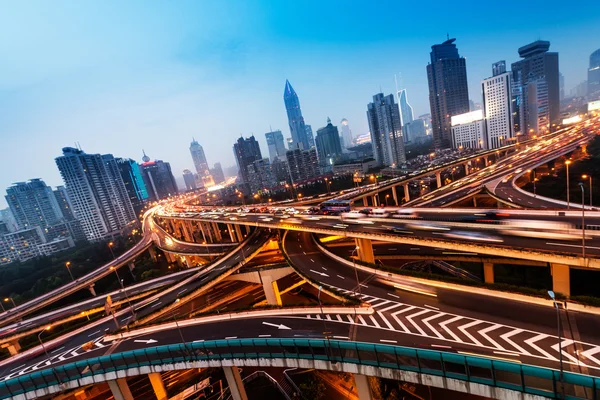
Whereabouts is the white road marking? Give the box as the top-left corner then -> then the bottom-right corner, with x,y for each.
377,312 -> 395,330
439,316 -> 464,342
369,315 -> 381,328
336,275 -> 345,279
258,335 -> 271,338
225,336 -> 237,339
88,330 -> 101,337
546,242 -> 600,250
310,258 -> 314,263
380,339 -> 397,344
457,320 -> 483,346
524,334 -> 558,361
494,351 -> 520,356
431,344 -> 452,349
424,305 -> 440,311
500,329 -> 532,356
405,309 -> 429,335
151,302 -> 162,308
387,293 -> 400,299
50,346 -> 65,354
479,324 -> 505,350
333,336 -> 349,340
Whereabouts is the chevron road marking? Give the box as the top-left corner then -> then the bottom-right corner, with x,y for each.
581,347 -> 600,366
378,303 -> 404,313
405,309 -> 429,336
551,339 -> 586,366
421,312 -> 447,340
369,315 -> 381,328
377,312 -> 395,330
478,324 -> 505,350
500,329 -> 532,356
390,309 -> 410,333
439,316 -> 463,342
524,334 -> 558,361
457,320 -> 484,346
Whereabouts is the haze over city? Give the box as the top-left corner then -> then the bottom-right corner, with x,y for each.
1,0 -> 599,207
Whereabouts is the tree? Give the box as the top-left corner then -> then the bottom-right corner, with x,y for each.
299,376 -> 326,400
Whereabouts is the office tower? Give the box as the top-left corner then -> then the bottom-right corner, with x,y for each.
315,118 -> 343,170
265,130 -> 287,162
211,162 -> 225,184
451,110 -> 486,150
403,119 -> 430,145
233,135 -> 263,187
5,179 -> 63,234
492,60 -> 506,76
511,40 -> 559,135
139,155 -> 178,202
366,93 -> 406,167
247,158 -> 276,193
182,169 -> 197,191
417,114 -> 432,136
305,125 -> 315,148
116,158 -> 149,215
482,61 -> 514,149
571,81 -> 588,98
340,119 -> 353,149
56,147 -> 136,241
286,147 -> 320,182
190,138 -> 210,177
398,89 -> 414,125
53,186 -> 86,242
589,49 -> 600,100
426,38 -> 470,149
283,80 -> 309,150
559,73 -> 565,101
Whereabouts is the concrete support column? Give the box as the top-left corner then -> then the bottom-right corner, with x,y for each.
551,263 -> 571,297
88,284 -> 97,297
372,195 -> 378,207
403,184 -> 410,202
484,155 -> 489,166
354,374 -> 373,400
180,220 -> 193,243
261,274 -> 282,306
203,222 -> 214,243
1,341 -> 21,356
435,171 -> 442,188
108,378 -> 134,400
355,238 -> 375,264
464,162 -> 470,175
212,223 -> 223,241
362,197 -> 368,207
234,224 -> 243,242
197,222 -> 208,244
223,366 -> 248,400
483,262 -> 494,284
128,262 -> 135,274
148,372 -> 167,400
391,186 -> 398,205
227,225 -> 237,243
148,247 -> 157,262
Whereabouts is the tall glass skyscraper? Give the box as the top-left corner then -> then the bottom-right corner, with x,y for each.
315,118 -> 343,169
189,138 -> 210,177
589,49 -> 600,100
265,130 -> 287,162
367,93 -> 406,167
233,135 -> 263,187
284,80 -> 310,150
426,38 -> 470,149
116,158 -> 149,214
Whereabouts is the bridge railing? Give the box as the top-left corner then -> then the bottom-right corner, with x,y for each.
2,339 -> 598,399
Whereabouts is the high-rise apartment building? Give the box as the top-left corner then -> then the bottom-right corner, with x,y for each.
139,157 -> 178,202
247,158 -> 276,193
116,158 -> 148,215
190,139 -> 211,177
482,61 -> 514,149
451,110 -> 486,150
233,135 -> 263,187
211,162 -> 225,184
315,118 -> 343,169
589,49 -> 600,100
340,119 -> 353,149
265,130 -> 287,162
367,93 -> 406,167
53,186 -> 86,242
511,40 -> 559,135
5,179 -> 63,236
284,80 -> 310,150
286,147 -> 320,182
182,169 -> 197,191
426,38 -> 470,149
55,147 -> 136,241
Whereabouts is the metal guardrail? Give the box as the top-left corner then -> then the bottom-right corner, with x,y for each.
1,338 -> 598,399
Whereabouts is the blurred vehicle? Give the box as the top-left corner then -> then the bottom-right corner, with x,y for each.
497,219 -> 585,240
370,208 -> 390,218
341,211 -> 364,219
404,222 -> 449,231
392,209 -> 418,218
443,231 -> 504,243
319,199 -> 351,215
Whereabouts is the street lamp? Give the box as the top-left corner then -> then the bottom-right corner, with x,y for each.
38,325 -> 52,359
4,298 -> 16,308
582,175 -> 593,207
65,261 -> 74,281
547,291 -> 564,399
565,160 -> 572,210
110,267 -> 135,320
351,247 -> 362,298
580,182 -> 586,258
108,242 -> 116,259
385,194 -> 390,207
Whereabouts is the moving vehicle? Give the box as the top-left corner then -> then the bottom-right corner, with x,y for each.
319,199 -> 352,215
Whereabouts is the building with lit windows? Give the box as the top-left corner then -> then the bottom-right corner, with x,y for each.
265,130 -> 287,162
315,118 -> 343,170
482,61 -> 514,149
451,110 -> 486,150
367,93 -> 406,167
286,146 -> 320,182
284,80 -> 310,150
139,156 -> 178,202
589,49 -> 600,100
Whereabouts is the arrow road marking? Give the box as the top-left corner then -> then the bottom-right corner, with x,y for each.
551,339 -> 585,366
134,339 -> 158,344
457,320 -> 483,346
500,329 -> 532,356
309,269 -> 329,277
524,334 -> 558,361
478,324 -> 505,350
439,316 -> 464,343
262,322 -> 292,330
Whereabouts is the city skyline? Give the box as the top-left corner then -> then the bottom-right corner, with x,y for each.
1,1 -> 600,207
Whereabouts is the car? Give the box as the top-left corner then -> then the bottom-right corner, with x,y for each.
443,231 -> 503,243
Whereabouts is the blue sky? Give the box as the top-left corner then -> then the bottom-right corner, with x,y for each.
1,0 -> 599,207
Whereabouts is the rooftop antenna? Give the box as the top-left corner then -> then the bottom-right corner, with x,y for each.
447,33 -> 450,41
269,125 -> 272,132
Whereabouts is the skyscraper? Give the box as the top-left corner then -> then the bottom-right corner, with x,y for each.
315,118 -> 343,169
367,93 -> 406,167
5,179 -> 63,239
182,169 -> 197,191
55,147 -> 136,241
265,130 -> 287,162
116,158 -> 148,215
211,162 -> 225,184
139,156 -> 178,202
511,40 -> 559,135
53,186 -> 86,242
305,125 -> 315,148
283,80 -> 309,150
286,147 -> 320,182
482,61 -> 514,149
398,89 -> 414,126
589,49 -> 600,100
426,38 -> 470,149
247,158 -> 275,193
190,139 -> 210,177
340,119 -> 353,149
233,135 -> 263,187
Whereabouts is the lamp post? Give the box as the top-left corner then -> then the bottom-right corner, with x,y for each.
38,326 -> 52,359
582,175 -> 593,207
108,242 -> 116,259
65,261 -> 74,281
580,183 -> 586,258
565,160 -> 571,210
110,267 -> 135,320
0,302 -> 5,313
4,298 -> 16,308
351,247 -> 362,298
385,194 -> 390,207
548,291 -> 564,399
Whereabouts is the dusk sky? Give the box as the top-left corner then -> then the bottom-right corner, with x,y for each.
1,0 -> 599,207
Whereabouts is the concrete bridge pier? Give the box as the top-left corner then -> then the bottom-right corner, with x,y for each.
227,267 -> 292,306
1,340 -> 21,356
354,374 -> 374,400
355,238 -> 375,264
362,197 -> 368,207
223,366 -> 249,400
435,171 -> 442,188
148,247 -> 158,262
108,378 -> 134,400
372,195 -> 379,207
88,284 -> 97,297
391,185 -> 399,205
464,162 -> 470,175
227,224 -> 237,243
484,155 -> 489,165
483,262 -> 494,284
403,184 -> 410,202
212,222 -> 223,241
128,262 -> 135,274
234,224 -> 244,242
149,372 -> 168,400
551,263 -> 571,297
261,275 -> 282,306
